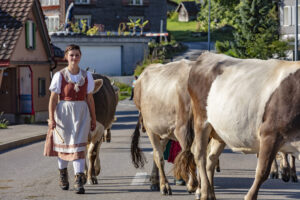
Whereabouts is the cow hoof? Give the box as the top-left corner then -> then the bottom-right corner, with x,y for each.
291,175 -> 298,183
150,184 -> 159,191
269,172 -> 279,179
161,187 -> 172,195
281,174 -> 290,182
215,167 -> 220,173
87,178 -> 98,185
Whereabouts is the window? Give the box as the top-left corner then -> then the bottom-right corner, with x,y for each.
25,20 -> 36,50
38,78 -> 46,97
75,0 -> 90,4
283,6 -> 300,26
130,0 -> 143,6
45,16 -> 59,32
40,0 -> 59,6
74,15 -> 91,28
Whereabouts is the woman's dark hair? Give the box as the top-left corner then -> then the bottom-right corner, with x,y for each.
64,44 -> 81,57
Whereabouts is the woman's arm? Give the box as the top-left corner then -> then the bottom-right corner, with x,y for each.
86,93 -> 96,131
48,92 -> 58,129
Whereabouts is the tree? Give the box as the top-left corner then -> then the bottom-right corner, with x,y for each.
197,0 -> 239,32
216,0 -> 289,59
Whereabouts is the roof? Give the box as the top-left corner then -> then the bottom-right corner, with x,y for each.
0,0 -> 33,60
176,1 -> 199,15
52,44 -> 64,58
167,0 -> 178,7
0,0 -> 53,61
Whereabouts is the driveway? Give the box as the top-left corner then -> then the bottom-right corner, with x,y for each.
173,42 -> 215,61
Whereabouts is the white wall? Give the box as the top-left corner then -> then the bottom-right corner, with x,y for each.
80,46 -> 122,76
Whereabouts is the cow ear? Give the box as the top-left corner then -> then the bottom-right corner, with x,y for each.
93,79 -> 103,94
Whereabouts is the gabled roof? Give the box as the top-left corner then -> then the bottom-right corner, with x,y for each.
0,0 -> 53,61
176,1 -> 199,16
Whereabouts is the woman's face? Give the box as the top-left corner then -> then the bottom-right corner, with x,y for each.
66,50 -> 81,66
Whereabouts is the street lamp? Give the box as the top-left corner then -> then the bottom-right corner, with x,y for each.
295,0 -> 298,61
208,0 -> 211,51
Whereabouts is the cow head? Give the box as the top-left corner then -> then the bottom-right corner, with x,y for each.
93,79 -> 103,94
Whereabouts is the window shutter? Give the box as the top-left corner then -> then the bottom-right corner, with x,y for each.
288,6 -> 292,26
25,20 -> 36,50
122,0 -> 130,6
32,22 -> 36,49
25,21 -> 30,49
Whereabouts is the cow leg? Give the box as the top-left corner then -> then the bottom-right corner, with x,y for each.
215,159 -> 220,173
103,128 -> 111,143
206,136 -> 225,197
87,142 -> 96,184
193,121 -> 215,200
92,140 -> 101,184
147,132 -> 172,195
149,138 -> 169,191
245,133 -> 281,200
279,152 -> 290,182
269,157 -> 279,179
149,160 -> 159,191
289,154 -> 298,182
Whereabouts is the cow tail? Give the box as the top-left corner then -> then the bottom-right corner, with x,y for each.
174,113 -> 196,182
131,113 -> 147,168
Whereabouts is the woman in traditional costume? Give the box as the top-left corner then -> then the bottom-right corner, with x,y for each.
45,44 -> 96,194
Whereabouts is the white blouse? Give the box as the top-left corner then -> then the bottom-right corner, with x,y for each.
49,70 -> 95,94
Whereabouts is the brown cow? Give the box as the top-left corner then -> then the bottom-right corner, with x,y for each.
85,74 -> 119,184
176,52 -> 300,200
131,60 -> 197,195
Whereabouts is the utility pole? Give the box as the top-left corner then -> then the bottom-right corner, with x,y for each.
296,0 -> 298,61
208,0 -> 211,51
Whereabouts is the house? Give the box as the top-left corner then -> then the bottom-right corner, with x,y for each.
51,34 -> 150,76
41,0 -> 167,34
167,0 -> 178,12
176,1 -> 199,22
40,0 -> 66,33
0,0 -> 54,124
279,1 -> 299,40
278,1 -> 300,60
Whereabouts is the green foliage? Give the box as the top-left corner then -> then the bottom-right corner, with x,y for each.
197,0 -> 239,32
114,82 -> 131,100
0,112 -> 9,129
217,0 -> 289,59
70,20 -> 99,35
134,57 -> 163,76
86,26 -> 99,36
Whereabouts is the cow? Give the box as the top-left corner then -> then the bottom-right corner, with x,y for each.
85,74 -> 119,185
175,52 -> 300,200
131,60 -> 198,195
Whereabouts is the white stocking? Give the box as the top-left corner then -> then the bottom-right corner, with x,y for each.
58,157 -> 68,169
73,159 -> 85,175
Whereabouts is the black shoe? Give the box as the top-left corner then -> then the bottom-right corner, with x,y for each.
59,168 -> 69,190
74,173 -> 85,194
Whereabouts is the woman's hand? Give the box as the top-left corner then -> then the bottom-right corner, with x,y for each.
91,119 -> 96,131
86,93 -> 97,131
48,119 -> 56,129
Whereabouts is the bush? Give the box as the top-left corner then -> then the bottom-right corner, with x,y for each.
0,112 -> 9,129
114,81 -> 131,101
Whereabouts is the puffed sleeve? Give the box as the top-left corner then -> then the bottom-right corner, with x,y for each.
87,71 -> 95,94
49,72 -> 62,94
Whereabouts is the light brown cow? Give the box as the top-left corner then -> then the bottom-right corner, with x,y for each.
131,60 -> 197,194
85,74 -> 119,184
177,52 -> 300,200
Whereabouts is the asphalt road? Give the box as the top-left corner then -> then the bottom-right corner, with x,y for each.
0,100 -> 300,200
